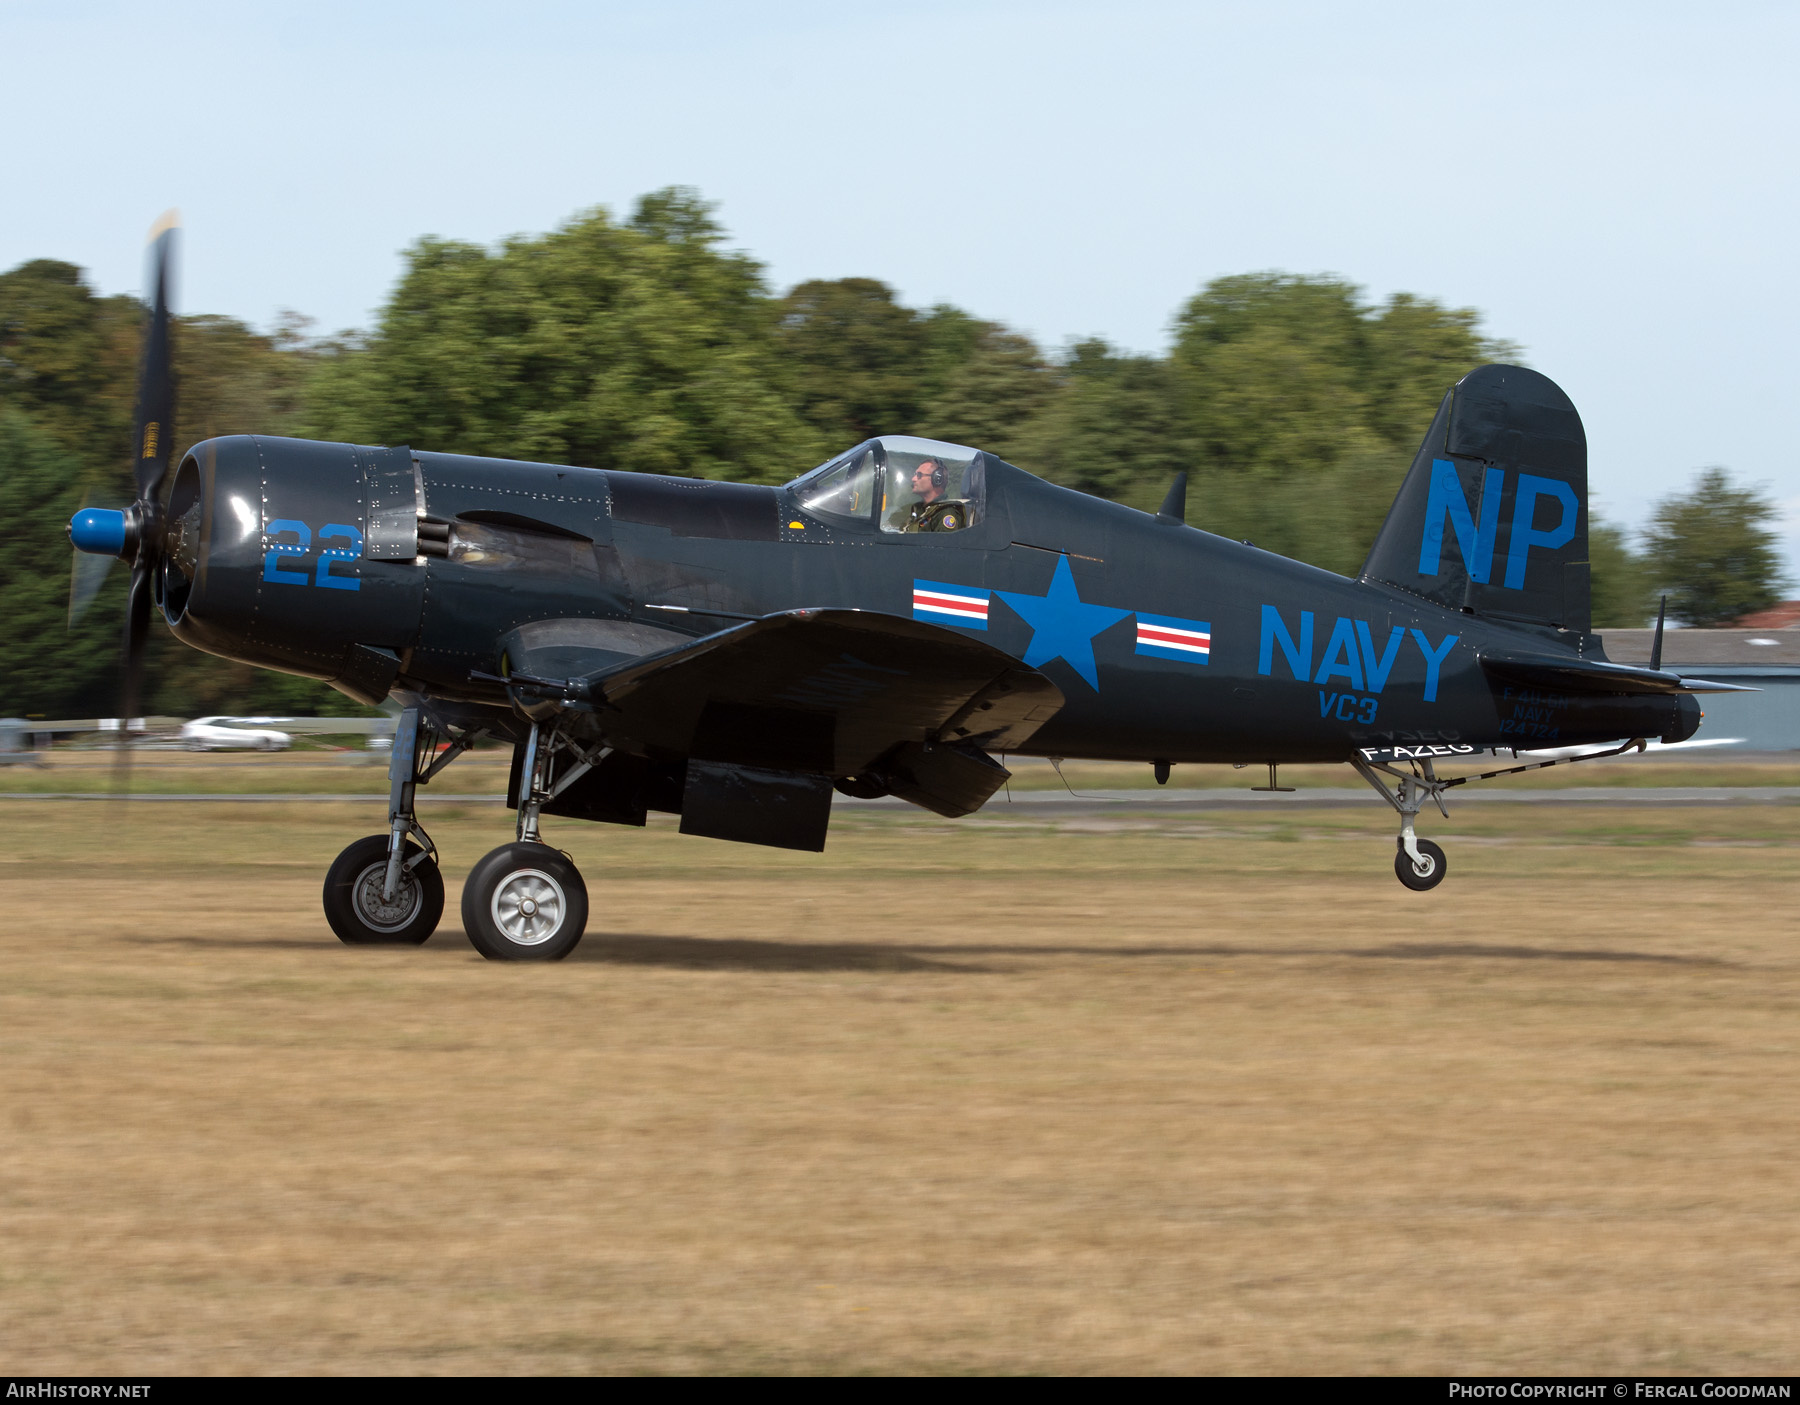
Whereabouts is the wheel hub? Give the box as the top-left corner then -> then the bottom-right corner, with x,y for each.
491,869 -> 566,946
352,862 -> 421,932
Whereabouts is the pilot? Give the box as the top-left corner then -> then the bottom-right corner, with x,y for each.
889,459 -> 967,532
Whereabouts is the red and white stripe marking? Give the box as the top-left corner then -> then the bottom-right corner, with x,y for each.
1136,621 -> 1211,656
913,587 -> 989,623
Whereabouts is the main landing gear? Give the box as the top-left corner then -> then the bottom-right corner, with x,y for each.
460,719 -> 602,961
322,706 -> 468,946
321,709 -> 605,961
460,842 -> 588,962
322,834 -> 444,943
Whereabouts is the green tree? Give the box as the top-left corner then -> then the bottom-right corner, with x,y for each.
0,408 -> 126,715
915,326 -> 1057,463
1172,274 -> 1370,486
172,313 -> 315,447
1171,273 -> 1510,475
775,278 -> 928,445
1362,292 -> 1518,450
1162,273 -> 1511,574
1587,517 -> 1655,630
0,259 -> 140,482
1009,339 -> 1188,506
769,283 -> 992,450
915,305 -> 988,408
307,189 -> 825,482
1642,468 -> 1787,626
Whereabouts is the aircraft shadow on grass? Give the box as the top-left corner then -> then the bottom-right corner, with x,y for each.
564,935 -> 1722,971
129,932 -> 1723,969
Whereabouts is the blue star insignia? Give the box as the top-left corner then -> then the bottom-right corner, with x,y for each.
995,555 -> 1129,691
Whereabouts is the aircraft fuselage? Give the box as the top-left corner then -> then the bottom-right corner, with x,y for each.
159,435 -> 1697,766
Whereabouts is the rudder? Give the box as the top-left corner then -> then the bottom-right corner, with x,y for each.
1360,364 -> 1589,633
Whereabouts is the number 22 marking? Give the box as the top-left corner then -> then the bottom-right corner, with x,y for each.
263,519 -> 362,591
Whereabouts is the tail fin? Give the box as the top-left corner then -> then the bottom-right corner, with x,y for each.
1360,365 -> 1589,633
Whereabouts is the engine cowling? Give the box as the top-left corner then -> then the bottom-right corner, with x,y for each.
158,436 -> 429,703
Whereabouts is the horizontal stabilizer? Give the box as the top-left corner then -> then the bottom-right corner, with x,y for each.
1478,651 -> 1757,696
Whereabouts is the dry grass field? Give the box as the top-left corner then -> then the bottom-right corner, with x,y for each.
1,792 -> 1796,1374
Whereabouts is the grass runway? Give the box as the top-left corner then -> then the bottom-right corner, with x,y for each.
1,791 -> 1796,1373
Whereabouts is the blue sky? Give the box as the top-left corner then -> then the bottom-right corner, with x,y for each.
6,0 -> 1797,584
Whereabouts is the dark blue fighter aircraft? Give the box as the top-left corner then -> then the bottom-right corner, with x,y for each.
69,226 -> 1742,959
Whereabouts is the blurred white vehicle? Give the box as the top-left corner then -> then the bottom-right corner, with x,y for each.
181,717 -> 293,752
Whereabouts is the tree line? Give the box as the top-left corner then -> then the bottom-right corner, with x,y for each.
0,188 -> 1785,717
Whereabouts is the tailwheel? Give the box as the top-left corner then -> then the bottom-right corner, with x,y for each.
461,842 -> 588,962
323,834 -> 444,945
1394,837 -> 1448,891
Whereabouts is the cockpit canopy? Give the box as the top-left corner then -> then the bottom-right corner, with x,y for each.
786,435 -> 987,533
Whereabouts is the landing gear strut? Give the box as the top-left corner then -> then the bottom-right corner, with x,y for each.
321,706 -> 479,945
461,719 -> 607,961
1350,737 -> 1652,890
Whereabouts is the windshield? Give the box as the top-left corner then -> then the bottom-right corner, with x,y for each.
787,435 -> 985,533
790,443 -> 880,522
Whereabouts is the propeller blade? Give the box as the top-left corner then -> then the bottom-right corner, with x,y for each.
132,211 -> 179,507
68,547 -> 116,628
95,209 -> 181,799
68,489 -> 125,628
113,560 -> 155,796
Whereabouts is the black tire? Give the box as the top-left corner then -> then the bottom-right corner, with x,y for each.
461,842 -> 588,962
323,834 -> 444,945
1394,837 -> 1448,891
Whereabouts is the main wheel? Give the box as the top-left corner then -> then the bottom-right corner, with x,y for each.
1394,837 -> 1448,891
323,834 -> 444,944
461,842 -> 588,962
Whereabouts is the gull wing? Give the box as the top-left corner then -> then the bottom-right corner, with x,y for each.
583,608 -> 1064,779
